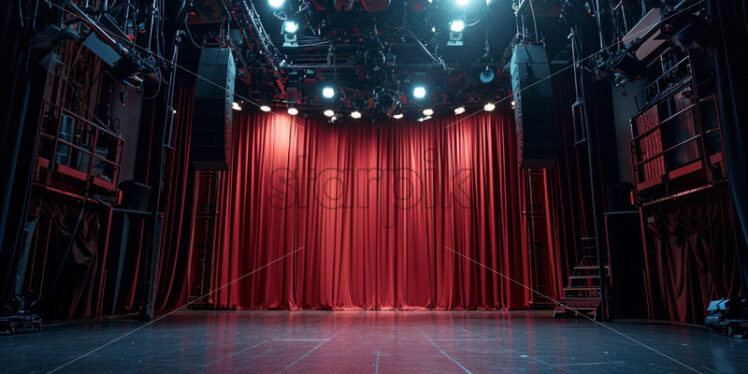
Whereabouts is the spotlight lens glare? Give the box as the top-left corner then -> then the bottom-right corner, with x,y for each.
351,110 -> 362,119
456,0 -> 470,6
484,102 -> 496,112
269,0 -> 285,8
260,105 -> 271,112
232,102 -> 242,111
454,106 -> 466,114
393,113 -> 404,119
450,20 -> 465,33
422,108 -> 434,116
288,107 -> 299,115
284,21 -> 299,34
323,109 -> 335,117
322,86 -> 335,98
413,86 -> 426,99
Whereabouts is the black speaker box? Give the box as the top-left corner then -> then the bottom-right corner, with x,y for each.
511,44 -> 559,168
192,48 -> 235,170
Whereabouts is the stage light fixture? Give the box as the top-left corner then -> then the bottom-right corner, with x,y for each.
323,109 -> 335,117
413,86 -> 426,99
282,21 -> 299,47
479,66 -> 495,83
322,86 -> 335,99
422,108 -> 434,116
449,20 -> 465,46
288,107 -> 299,115
484,102 -> 496,111
232,102 -> 242,111
350,110 -> 362,119
260,105 -> 272,112
393,113 -> 404,119
450,20 -> 465,32
269,0 -> 285,9
454,106 -> 466,114
417,116 -> 432,122
456,0 -> 470,6
283,21 -> 299,34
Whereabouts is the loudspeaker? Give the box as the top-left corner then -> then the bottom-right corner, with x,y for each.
192,48 -> 235,170
511,44 -> 559,168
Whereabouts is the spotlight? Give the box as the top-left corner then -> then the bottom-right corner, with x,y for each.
283,21 -> 299,34
456,0 -> 470,6
232,102 -> 242,111
288,107 -> 299,115
449,20 -> 465,46
282,21 -> 299,47
479,67 -> 495,83
269,0 -> 285,9
413,86 -> 426,99
511,100 -> 515,108
417,116 -> 432,122
483,102 -> 496,111
323,109 -> 335,117
260,105 -> 272,112
422,108 -> 434,116
393,113 -> 404,119
350,110 -> 362,119
450,20 -> 465,33
454,106 -> 466,115
322,86 -> 335,99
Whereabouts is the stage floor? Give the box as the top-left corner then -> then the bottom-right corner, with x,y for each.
1,310 -> 746,373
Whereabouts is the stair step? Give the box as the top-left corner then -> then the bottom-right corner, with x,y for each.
559,297 -> 601,302
564,286 -> 600,291
569,274 -> 601,280
575,265 -> 609,270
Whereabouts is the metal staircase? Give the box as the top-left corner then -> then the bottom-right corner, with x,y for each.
554,238 -> 609,319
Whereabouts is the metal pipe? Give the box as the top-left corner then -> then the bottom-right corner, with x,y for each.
141,38 -> 179,321
595,0 -> 605,49
65,2 -> 128,54
572,27 -> 608,321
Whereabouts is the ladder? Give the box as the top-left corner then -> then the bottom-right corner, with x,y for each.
554,238 -> 609,319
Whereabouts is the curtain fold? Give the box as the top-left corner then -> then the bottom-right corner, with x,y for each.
153,78 -> 196,312
650,186 -> 744,323
213,109 -> 536,310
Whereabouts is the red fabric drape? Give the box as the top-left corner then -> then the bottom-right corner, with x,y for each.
153,79 -> 196,312
119,77 -> 196,313
214,109 -> 533,310
650,186 -> 744,323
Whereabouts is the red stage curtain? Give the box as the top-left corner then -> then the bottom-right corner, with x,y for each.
153,78 -> 196,312
119,76 -> 196,313
650,186 -> 744,323
213,109 -> 535,310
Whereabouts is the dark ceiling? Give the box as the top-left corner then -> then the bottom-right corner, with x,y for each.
186,0 -> 569,118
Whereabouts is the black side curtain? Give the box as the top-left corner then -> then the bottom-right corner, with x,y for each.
711,0 -> 748,293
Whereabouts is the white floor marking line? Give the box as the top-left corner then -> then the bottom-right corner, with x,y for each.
282,331 -> 340,372
445,246 -> 704,374
47,246 -> 306,374
417,328 -> 472,374
201,339 -> 271,368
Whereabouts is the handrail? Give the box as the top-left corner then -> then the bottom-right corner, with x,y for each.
632,134 -> 701,168
631,103 -> 696,141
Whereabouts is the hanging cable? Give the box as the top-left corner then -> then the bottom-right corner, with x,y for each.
527,0 -> 540,43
